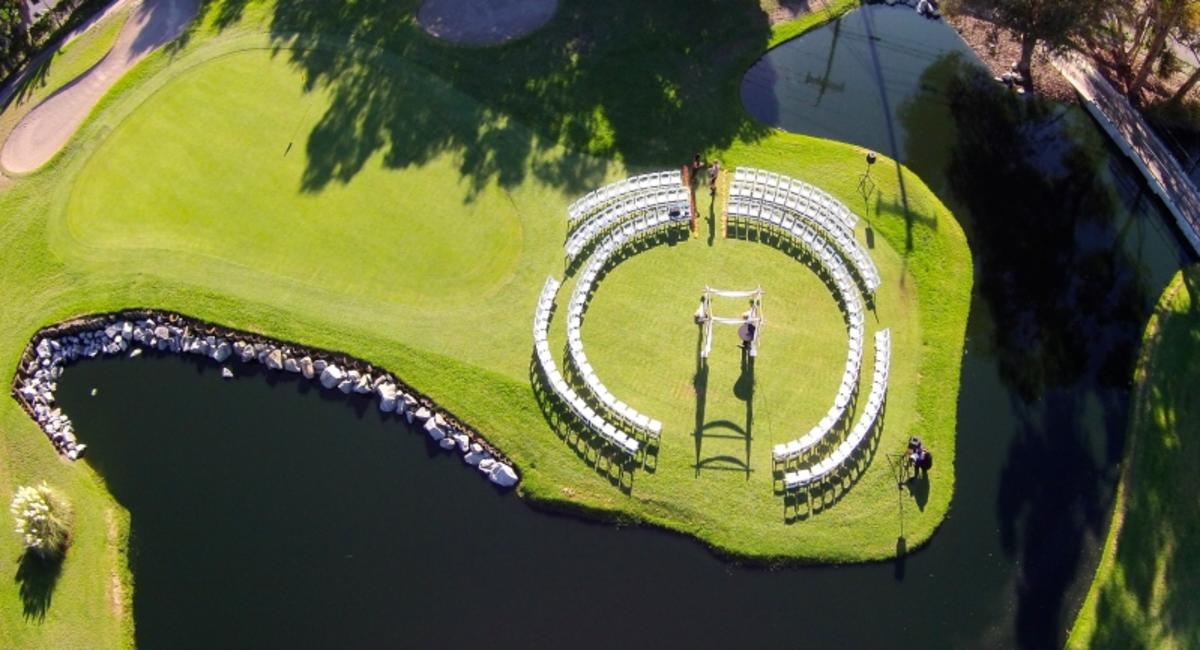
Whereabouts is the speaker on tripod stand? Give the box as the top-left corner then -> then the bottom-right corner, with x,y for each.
857,150 -> 877,197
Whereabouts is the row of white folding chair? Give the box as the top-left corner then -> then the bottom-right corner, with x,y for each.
579,212 -> 678,277
568,170 -> 680,227
565,326 -> 664,440
728,197 -> 880,294
732,167 -> 856,232
532,276 -> 561,345
729,181 -> 853,241
538,340 -> 640,456
732,167 -> 857,232
566,188 -> 688,261
736,207 -> 859,313
533,289 -> 640,456
760,219 -> 866,464
749,198 -> 878,294
783,329 -> 891,491
564,217 -> 671,439
532,277 -> 640,455
567,170 -> 682,230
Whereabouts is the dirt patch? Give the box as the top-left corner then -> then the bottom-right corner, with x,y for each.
763,0 -> 830,26
944,13 -> 1076,105
417,0 -> 557,46
105,509 -> 125,620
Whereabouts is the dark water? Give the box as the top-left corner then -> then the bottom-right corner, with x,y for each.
742,4 -> 1194,648
48,6 -> 1195,650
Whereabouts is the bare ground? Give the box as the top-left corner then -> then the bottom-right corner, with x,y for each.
762,0 -> 830,26
944,13 -> 1077,105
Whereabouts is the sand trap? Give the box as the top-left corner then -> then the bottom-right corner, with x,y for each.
1,0 -> 198,174
417,0 -> 557,46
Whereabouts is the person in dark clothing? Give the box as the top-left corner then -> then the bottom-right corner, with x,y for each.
690,153 -> 704,186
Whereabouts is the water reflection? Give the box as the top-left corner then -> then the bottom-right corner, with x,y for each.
43,6 -> 1197,649
743,5 -> 1192,647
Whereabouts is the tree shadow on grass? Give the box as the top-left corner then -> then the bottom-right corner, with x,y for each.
14,551 -> 63,622
1085,283 -> 1200,648
189,0 -> 774,197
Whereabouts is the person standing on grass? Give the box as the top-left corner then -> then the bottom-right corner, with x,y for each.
691,153 -> 704,187
709,160 -> 720,196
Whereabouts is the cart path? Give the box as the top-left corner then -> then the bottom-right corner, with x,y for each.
1,0 -> 198,174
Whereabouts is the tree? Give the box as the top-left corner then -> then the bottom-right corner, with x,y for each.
1125,0 -> 1198,100
1167,24 -> 1200,103
0,0 -> 29,79
10,482 -> 72,559
947,0 -> 1106,87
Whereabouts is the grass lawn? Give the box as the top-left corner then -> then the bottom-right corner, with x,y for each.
0,0 -> 970,645
0,2 -> 132,158
1068,267 -> 1200,649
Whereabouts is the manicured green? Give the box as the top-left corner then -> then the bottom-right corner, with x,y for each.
0,0 -> 972,645
0,3 -> 131,155
1068,267 -> 1200,649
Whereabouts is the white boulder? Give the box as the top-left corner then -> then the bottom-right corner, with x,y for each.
424,417 -> 446,441
489,464 -> 518,487
319,365 -> 345,389
377,383 -> 398,412
353,375 -> 372,394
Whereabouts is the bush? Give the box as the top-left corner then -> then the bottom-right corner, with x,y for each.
10,482 -> 72,559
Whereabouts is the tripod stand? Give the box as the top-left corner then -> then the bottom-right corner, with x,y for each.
884,451 -> 909,538
857,153 -> 877,198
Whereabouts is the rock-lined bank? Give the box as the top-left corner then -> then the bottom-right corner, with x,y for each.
10,310 -> 519,488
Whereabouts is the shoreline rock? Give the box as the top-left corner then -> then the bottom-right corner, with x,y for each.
9,309 -> 518,489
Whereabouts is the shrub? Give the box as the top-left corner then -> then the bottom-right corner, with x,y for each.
10,482 -> 72,559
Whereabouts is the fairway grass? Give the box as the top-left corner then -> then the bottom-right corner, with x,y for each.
1068,267 -> 1200,649
1,1 -> 971,645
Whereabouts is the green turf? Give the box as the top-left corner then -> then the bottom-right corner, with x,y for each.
0,3 -> 131,159
1068,267 -> 1200,649
0,0 -> 971,644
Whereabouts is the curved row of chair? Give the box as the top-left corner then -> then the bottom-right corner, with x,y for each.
733,166 -> 858,232
741,207 -> 866,465
567,170 -> 683,232
783,328 -> 891,491
566,212 -> 685,443
727,176 -> 880,293
533,276 -> 642,456
565,187 -> 690,262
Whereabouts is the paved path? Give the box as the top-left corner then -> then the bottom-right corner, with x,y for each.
0,0 -> 197,174
1052,51 -> 1200,257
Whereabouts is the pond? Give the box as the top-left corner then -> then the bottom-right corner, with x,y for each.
53,5 -> 1194,649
